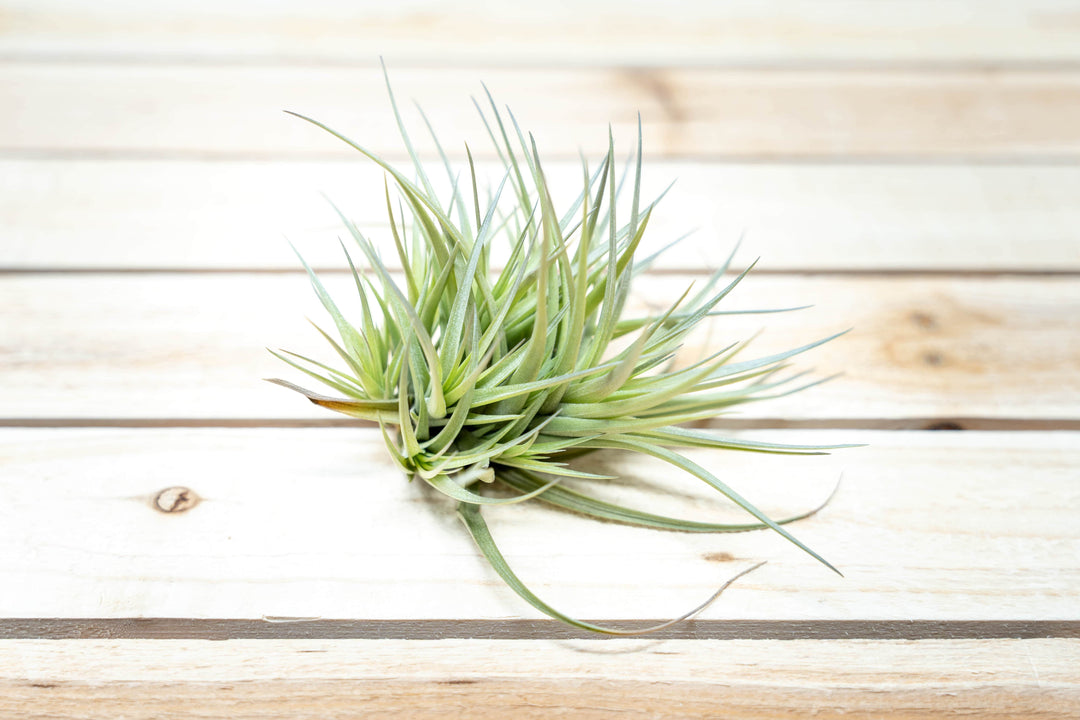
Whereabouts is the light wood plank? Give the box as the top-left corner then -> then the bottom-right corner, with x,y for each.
4,1 -> 1080,64
0,275 -> 1076,421
3,65 -> 1080,159
4,160 -> 1080,271
3,639 -> 1078,719
0,429 -> 1076,620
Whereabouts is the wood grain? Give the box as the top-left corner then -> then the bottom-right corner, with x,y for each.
1,2 -> 1076,717
3,639 -> 1078,719
3,159 -> 1079,271
0,428 -> 1076,621
4,65 -> 1080,159
4,0 -> 1080,64
1,275 -> 1076,421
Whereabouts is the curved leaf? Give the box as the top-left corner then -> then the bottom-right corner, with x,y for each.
497,468 -> 839,533
424,470 -> 559,506
457,502 -> 766,635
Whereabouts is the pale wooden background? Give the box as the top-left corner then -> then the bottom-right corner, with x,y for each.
1,2 -> 1079,718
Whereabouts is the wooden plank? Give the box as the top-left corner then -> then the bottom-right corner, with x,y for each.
3,639 -> 1078,719
4,159 -> 1080,271
4,65 -> 1080,159
0,428 -> 1076,621
0,275 -> 1076,421
4,1 -> 1080,64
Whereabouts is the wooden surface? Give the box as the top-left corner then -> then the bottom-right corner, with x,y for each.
1,429 -> 1077,621
3,640 -> 1078,719
5,65 -> 1080,159
1,2 -> 1078,718
2,275 -> 1078,422
7,1 -> 1080,64
4,161 -> 1080,271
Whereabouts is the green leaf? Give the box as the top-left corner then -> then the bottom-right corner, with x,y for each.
588,437 -> 842,576
280,76 -> 854,635
265,378 -> 397,420
498,467 -> 837,533
424,467 -> 560,505
457,502 -> 767,635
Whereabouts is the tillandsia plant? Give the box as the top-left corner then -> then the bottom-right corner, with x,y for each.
271,67 -> 851,635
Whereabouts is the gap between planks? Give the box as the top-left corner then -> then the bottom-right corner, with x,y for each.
1,618 -> 1079,641
5,269 -> 1080,277
2,418 -> 1079,431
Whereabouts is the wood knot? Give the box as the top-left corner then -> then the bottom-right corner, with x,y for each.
702,552 -> 737,563
910,311 -> 938,330
922,350 -> 946,367
924,421 -> 965,431
153,486 -> 199,514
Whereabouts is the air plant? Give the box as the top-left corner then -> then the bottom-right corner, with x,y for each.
271,68 -> 850,635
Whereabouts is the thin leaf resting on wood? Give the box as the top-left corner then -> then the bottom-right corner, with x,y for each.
272,64 -> 852,634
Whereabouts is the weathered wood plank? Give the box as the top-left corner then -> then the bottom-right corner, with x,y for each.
0,429 -> 1075,621
4,0 -> 1080,64
0,275 -> 1076,421
3,65 -> 1080,159
3,160 -> 1079,271
3,639 -> 1078,719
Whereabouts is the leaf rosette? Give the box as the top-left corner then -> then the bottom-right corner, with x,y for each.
272,66 -> 852,634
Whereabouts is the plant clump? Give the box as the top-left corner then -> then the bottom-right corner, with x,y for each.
272,68 -> 849,634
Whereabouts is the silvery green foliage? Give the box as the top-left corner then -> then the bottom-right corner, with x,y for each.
272,68 -> 849,634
